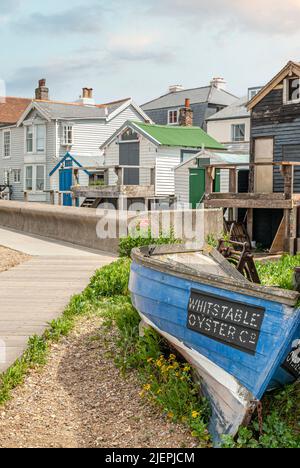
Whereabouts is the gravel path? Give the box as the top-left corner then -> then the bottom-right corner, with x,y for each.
0,316 -> 198,449
0,246 -> 30,273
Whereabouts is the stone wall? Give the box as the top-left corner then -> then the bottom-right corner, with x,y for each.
0,201 -> 223,254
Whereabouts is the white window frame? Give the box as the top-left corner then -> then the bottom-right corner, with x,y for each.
35,124 -> 46,153
231,123 -> 246,142
3,168 -> 10,185
168,109 -> 179,125
284,77 -> 300,105
12,169 -> 21,184
24,165 -> 46,193
24,123 -> 46,154
62,124 -> 74,146
3,130 -> 11,159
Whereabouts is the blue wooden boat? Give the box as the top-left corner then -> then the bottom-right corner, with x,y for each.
129,244 -> 300,444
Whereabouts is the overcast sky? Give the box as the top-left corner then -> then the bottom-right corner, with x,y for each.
1,0 -> 300,105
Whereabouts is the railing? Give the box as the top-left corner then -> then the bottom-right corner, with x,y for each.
71,165 -> 156,187
202,162 -> 300,200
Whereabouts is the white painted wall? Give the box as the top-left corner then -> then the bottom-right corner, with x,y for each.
207,117 -> 250,152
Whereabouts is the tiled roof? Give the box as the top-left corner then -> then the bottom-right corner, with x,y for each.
207,96 -> 249,121
0,97 -> 31,125
33,98 -> 131,120
142,86 -> 238,111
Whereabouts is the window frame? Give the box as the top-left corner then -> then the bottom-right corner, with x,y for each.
3,130 -> 11,159
284,77 -> 300,105
24,164 -> 46,193
12,169 -> 21,184
35,124 -> 46,153
168,109 -> 180,125
231,123 -> 246,142
62,124 -> 74,146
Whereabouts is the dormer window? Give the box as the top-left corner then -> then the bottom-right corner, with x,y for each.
284,77 -> 300,104
168,110 -> 179,125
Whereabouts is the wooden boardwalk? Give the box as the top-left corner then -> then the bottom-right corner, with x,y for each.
0,229 -> 115,373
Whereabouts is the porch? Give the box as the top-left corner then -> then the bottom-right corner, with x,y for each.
203,162 -> 300,254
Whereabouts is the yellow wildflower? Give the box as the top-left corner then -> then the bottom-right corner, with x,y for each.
143,384 -> 151,392
183,366 -> 191,372
167,412 -> 174,419
156,360 -> 163,368
156,389 -> 162,395
192,411 -> 200,419
169,354 -> 176,361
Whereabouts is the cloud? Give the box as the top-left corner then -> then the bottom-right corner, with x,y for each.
0,0 -> 20,19
149,0 -> 300,35
12,4 -> 105,35
107,34 -> 175,63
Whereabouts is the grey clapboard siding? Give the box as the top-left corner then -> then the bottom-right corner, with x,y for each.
251,87 -> 300,193
144,103 -> 220,129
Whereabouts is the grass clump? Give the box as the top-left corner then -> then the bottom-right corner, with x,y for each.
119,228 -> 180,258
222,382 -> 300,448
256,254 -> 300,291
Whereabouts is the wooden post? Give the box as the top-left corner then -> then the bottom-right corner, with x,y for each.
283,165 -> 294,200
24,191 -> 28,202
229,168 -> 237,193
50,190 -> 55,205
104,169 -> 109,185
247,208 -> 254,243
284,208 -> 296,255
58,192 -> 62,206
205,167 -> 214,195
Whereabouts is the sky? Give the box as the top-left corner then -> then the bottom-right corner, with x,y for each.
1,0 -> 300,105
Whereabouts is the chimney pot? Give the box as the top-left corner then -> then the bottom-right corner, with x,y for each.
185,98 -> 191,108
82,87 -> 89,99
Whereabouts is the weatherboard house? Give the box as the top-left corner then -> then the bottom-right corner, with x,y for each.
72,102 -> 225,210
204,61 -> 300,254
0,79 -> 150,205
141,78 -> 238,130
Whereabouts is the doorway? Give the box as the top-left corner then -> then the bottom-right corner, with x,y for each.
189,168 -> 220,209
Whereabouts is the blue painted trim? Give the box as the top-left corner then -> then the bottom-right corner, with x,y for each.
49,152 -> 91,177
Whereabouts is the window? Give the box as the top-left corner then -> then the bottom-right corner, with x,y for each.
180,150 -> 199,163
63,124 -> 74,145
232,124 -> 246,142
12,169 -> 21,184
285,78 -> 300,104
36,165 -> 45,191
25,165 -> 45,192
121,128 -> 139,141
36,125 -> 46,153
3,131 -> 11,158
3,168 -> 10,185
248,87 -> 262,100
26,126 -> 33,153
168,110 -> 179,125
25,166 -> 33,191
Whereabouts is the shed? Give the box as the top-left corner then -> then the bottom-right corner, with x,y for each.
175,150 -> 249,208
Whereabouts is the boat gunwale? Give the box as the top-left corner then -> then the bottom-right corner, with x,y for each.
131,244 -> 300,307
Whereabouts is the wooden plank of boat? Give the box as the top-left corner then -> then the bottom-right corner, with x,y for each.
132,244 -> 299,307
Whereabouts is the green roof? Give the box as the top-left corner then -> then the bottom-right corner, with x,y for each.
132,121 -> 224,150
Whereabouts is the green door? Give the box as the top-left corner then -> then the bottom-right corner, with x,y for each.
189,168 -> 220,209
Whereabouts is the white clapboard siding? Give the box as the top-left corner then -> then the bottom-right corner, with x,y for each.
155,147 -> 181,197
0,103 -> 146,204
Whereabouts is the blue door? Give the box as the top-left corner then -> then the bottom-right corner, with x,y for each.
59,158 -> 73,206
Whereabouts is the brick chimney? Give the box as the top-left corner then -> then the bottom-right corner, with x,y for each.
179,98 -> 193,127
35,79 -> 49,100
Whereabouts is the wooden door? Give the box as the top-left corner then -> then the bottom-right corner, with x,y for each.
254,138 -> 274,193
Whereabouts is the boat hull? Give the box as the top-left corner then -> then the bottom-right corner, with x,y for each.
129,259 -> 300,443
